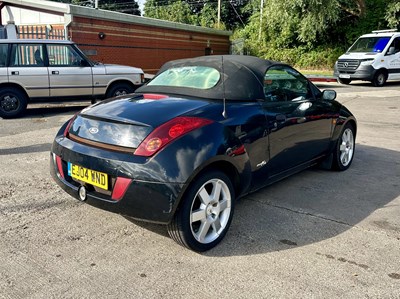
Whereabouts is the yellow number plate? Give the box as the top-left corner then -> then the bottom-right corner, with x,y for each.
68,163 -> 108,190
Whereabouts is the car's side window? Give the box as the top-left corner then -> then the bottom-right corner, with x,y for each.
10,44 -> 44,67
264,66 -> 312,102
47,44 -> 83,67
0,44 -> 8,67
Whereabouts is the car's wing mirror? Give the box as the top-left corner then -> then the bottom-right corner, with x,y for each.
80,59 -> 90,67
322,90 -> 336,101
387,47 -> 395,55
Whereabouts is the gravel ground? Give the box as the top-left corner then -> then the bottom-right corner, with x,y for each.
0,83 -> 399,298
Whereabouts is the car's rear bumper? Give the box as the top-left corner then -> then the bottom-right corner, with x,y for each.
50,151 -> 183,224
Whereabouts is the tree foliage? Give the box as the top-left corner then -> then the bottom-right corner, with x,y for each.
144,0 -> 250,30
50,0 -> 400,68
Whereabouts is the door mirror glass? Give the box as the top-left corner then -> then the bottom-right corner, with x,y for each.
322,90 -> 336,101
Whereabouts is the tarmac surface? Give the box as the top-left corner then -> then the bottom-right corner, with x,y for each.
0,80 -> 399,298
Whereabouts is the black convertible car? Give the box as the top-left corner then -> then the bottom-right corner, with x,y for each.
51,55 -> 356,252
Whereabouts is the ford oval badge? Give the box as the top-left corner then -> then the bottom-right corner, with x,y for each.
89,127 -> 99,134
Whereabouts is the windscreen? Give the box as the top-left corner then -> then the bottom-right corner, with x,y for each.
69,115 -> 151,149
348,37 -> 391,53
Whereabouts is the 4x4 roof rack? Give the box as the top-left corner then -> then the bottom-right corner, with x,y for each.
372,29 -> 397,34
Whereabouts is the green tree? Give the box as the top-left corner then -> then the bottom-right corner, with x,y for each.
144,0 -> 250,30
386,1 -> 400,29
144,0 -> 195,24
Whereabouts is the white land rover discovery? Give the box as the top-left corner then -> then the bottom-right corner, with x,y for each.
334,29 -> 400,87
0,39 -> 144,118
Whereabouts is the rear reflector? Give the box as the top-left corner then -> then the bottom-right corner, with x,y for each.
111,177 -> 132,201
55,155 -> 65,179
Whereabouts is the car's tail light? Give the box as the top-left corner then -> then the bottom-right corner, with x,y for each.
134,117 -> 213,157
111,177 -> 132,201
63,115 -> 78,137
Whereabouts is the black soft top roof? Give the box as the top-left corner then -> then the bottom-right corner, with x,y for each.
136,55 -> 283,101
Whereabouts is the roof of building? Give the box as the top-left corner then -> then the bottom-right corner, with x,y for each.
1,0 -> 232,36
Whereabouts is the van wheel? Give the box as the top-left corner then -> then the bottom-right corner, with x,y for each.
105,83 -> 135,98
337,78 -> 351,85
372,71 -> 387,87
0,88 -> 28,118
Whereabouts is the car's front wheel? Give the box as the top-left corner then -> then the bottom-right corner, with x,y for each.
332,123 -> 355,171
337,78 -> 351,85
168,170 -> 235,252
0,88 -> 28,118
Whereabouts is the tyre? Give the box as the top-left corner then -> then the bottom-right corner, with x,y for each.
337,78 -> 351,85
332,123 -> 355,171
0,88 -> 28,118
372,70 -> 387,87
167,170 -> 235,252
105,82 -> 135,98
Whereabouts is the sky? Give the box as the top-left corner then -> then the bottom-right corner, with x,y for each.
138,0 -> 146,13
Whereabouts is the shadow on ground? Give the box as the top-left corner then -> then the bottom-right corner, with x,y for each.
124,144 -> 400,256
24,103 -> 89,118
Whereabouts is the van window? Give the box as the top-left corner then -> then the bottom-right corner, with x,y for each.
388,38 -> 400,54
0,44 -> 8,67
10,44 -> 44,67
348,37 -> 390,53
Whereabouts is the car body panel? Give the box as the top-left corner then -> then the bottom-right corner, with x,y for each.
0,39 -> 144,101
51,55 -> 357,225
8,65 -> 50,97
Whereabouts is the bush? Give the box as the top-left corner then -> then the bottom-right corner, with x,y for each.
258,46 -> 345,70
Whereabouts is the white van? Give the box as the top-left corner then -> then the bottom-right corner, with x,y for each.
0,39 -> 144,118
334,29 -> 400,87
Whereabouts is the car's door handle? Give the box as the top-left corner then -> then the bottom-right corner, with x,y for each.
52,71 -> 59,75
276,114 -> 286,121
11,71 -> 19,75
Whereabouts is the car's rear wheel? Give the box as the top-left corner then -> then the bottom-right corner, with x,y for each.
332,123 -> 355,171
106,82 -> 135,98
0,88 -> 28,118
337,78 -> 351,85
372,70 -> 387,87
167,170 -> 234,252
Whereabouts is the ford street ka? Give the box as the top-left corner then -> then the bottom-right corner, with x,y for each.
50,55 -> 356,252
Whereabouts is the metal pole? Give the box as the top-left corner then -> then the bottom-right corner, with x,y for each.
258,0 -> 264,41
217,0 -> 221,29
